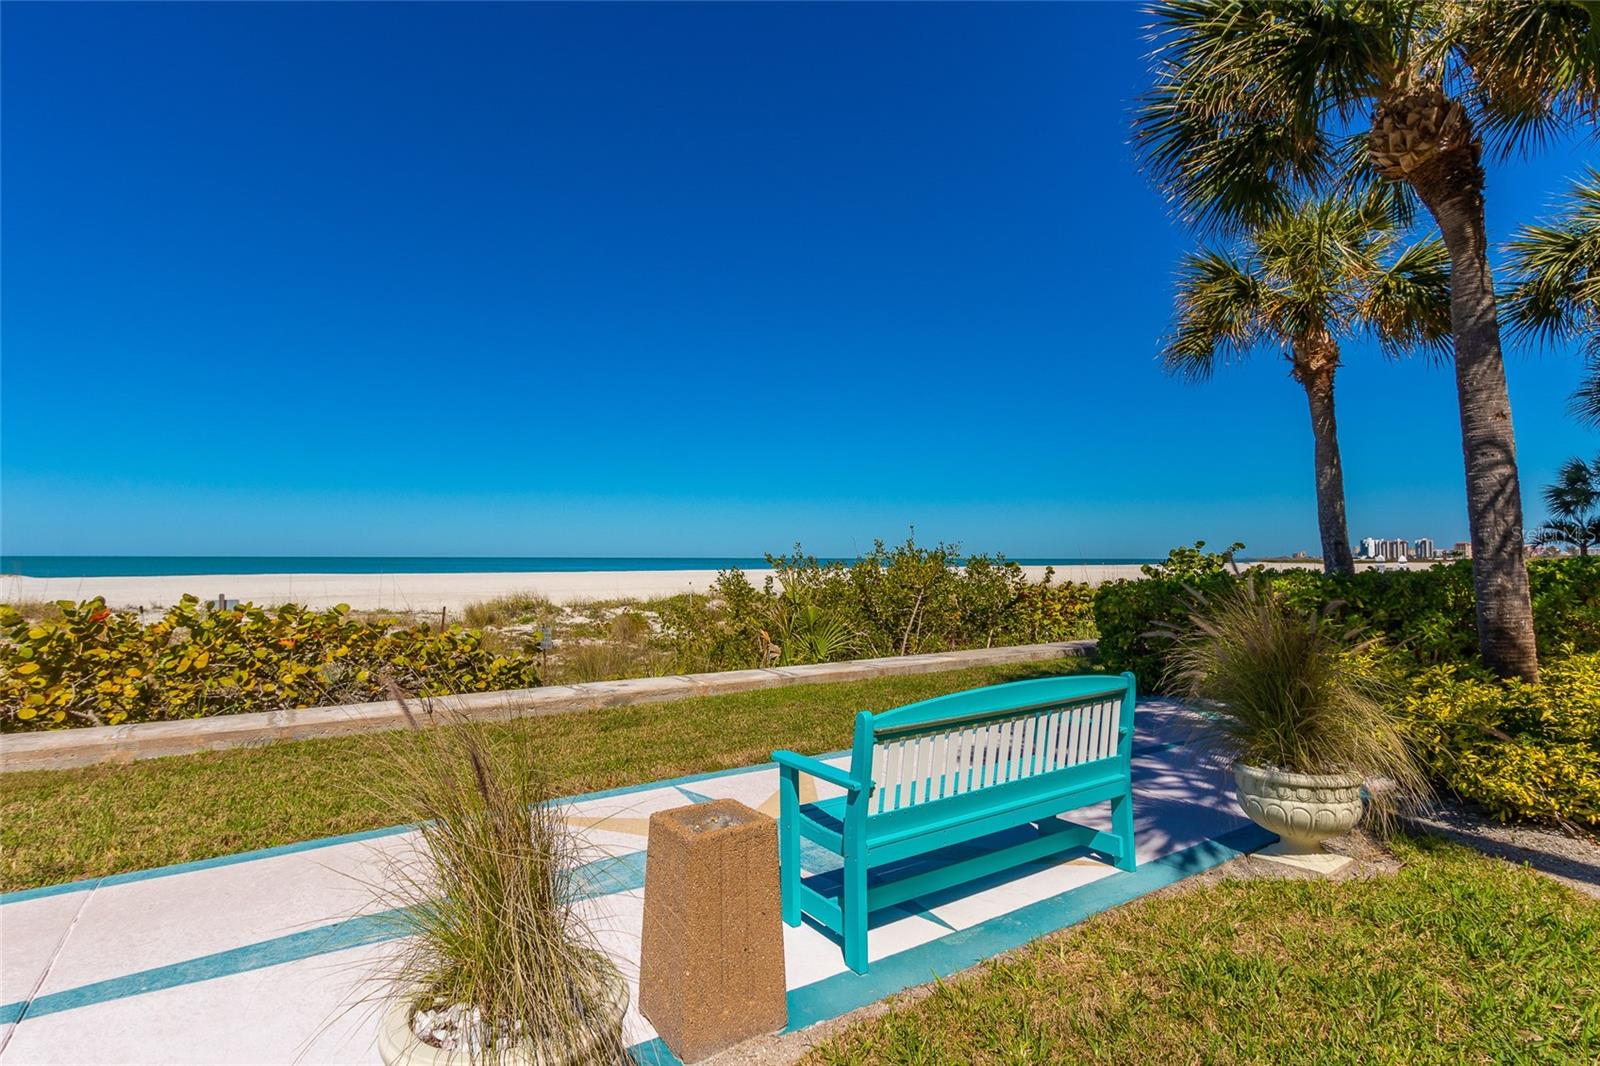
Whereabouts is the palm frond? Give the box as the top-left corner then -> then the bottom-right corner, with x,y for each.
1532,517 -> 1600,554
1541,453 -> 1600,521
1162,249 -> 1267,380
1447,0 -> 1600,159
1574,355 -> 1600,427
1362,237 -> 1454,359
1502,167 -> 1600,351
1134,1 -> 1395,232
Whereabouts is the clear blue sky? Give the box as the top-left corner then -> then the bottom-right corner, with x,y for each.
2,2 -> 1593,558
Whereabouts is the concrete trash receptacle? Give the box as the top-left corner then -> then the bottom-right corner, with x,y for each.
638,798 -> 787,1061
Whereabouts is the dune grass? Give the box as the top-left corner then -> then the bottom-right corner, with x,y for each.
0,658 -> 1088,892
807,835 -> 1599,1064
459,592 -> 559,628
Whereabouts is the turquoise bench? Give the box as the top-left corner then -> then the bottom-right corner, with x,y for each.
772,673 -> 1138,973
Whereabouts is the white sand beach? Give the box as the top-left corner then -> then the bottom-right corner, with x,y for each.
0,560 -> 1422,615
1,565 -> 1149,614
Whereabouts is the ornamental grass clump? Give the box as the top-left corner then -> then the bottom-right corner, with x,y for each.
1164,580 -> 1431,830
371,694 -> 628,1064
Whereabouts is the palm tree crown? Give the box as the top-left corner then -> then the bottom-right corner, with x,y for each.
1535,454 -> 1600,556
1504,168 -> 1600,427
1165,196 -> 1450,377
1164,194 -> 1450,575
1136,2 -> 1599,232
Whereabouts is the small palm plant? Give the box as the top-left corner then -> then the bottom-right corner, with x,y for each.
1534,455 -> 1600,557
1503,168 -> 1600,428
1164,194 -> 1450,575
369,696 -> 629,1065
1164,580 -> 1430,843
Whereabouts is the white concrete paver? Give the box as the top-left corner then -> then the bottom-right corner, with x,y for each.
33,833 -> 418,999
0,941 -> 400,1065
0,894 -> 86,1008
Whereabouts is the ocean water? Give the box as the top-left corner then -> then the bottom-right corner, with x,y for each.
1,556 -> 1155,578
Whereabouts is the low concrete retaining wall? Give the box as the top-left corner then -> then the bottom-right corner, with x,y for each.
0,641 -> 1095,773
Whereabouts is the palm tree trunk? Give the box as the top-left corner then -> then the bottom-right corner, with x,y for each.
1407,133 -> 1540,681
1293,335 -> 1354,576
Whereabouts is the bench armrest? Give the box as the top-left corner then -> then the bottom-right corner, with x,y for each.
772,750 -> 866,793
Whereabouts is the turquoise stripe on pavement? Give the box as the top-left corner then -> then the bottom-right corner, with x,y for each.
628,1036 -> 685,1064
1,909 -> 410,1024
0,822 -> 421,907
0,848 -> 651,1027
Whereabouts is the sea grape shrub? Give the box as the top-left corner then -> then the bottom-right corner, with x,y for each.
656,538 -> 1096,672
1094,549 -> 1600,683
1404,652 -> 1600,826
987,569 -> 1096,648
0,596 -> 541,731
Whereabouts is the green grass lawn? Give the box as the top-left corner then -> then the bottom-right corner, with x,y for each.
806,835 -> 1599,1065
0,658 -> 1090,892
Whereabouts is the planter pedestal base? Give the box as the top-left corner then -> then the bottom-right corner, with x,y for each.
1255,840 -> 1352,875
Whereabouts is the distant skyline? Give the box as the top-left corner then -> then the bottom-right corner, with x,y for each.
3,3 -> 1594,559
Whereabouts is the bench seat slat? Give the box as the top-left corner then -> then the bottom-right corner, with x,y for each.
864,818 -> 1127,913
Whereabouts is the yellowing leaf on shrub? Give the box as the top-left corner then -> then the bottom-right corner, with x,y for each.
13,662 -> 39,675
193,651 -> 209,669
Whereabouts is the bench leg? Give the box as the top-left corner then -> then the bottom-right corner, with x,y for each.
1111,791 -> 1137,872
843,854 -> 869,974
779,766 -> 801,927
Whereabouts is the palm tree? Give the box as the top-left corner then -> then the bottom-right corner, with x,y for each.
1136,1 -> 1599,681
1503,168 -> 1600,427
1164,195 -> 1451,575
1534,454 -> 1600,556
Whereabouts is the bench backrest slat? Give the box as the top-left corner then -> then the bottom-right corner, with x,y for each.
849,674 -> 1137,821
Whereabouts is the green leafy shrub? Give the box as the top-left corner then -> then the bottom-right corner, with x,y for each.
1092,541 -> 1248,683
1404,653 -> 1600,826
1,596 -> 542,731
1095,550 -> 1600,685
656,537 -> 1096,673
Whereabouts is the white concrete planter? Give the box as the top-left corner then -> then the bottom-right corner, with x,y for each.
376,956 -> 629,1066
1233,763 -> 1364,854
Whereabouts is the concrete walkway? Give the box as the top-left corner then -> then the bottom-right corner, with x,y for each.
0,700 -> 1267,1065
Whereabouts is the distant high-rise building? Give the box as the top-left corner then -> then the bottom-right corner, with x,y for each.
1414,537 -> 1436,560
1359,537 -> 1410,562
1453,541 -> 1472,558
